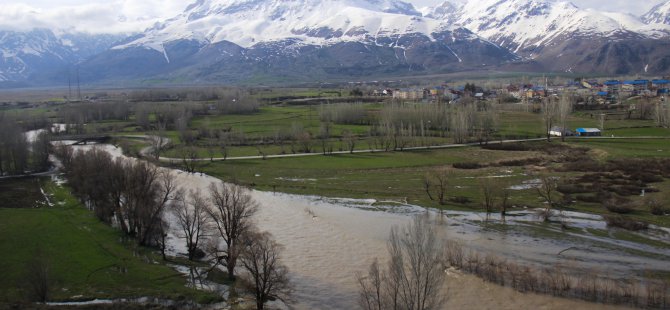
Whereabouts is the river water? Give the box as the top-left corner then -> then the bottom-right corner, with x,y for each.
59,143 -> 669,310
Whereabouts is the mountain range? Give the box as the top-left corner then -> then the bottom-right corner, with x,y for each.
1,0 -> 670,87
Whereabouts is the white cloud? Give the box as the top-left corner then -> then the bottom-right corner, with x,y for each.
0,0 -> 189,34
0,0 -> 664,34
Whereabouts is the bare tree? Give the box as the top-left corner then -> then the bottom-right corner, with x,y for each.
172,189 -> 212,260
480,178 -> 496,219
423,169 -> 451,205
557,94 -> 573,142
319,121 -> 332,155
654,101 -> 669,128
208,182 -> 259,280
240,231 -> 292,310
219,134 -> 229,161
541,97 -> 557,142
537,176 -> 560,222
342,129 -> 356,154
358,215 -> 446,310
134,168 -> 178,246
357,258 -> 384,310
180,147 -> 199,173
31,131 -> 51,172
152,218 -> 170,261
150,124 -> 168,160
25,248 -> 51,303
500,185 -> 512,221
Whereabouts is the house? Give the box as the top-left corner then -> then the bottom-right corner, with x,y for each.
549,126 -> 573,137
604,80 -> 621,93
653,79 -> 669,95
393,88 -> 425,101
576,128 -> 602,137
623,80 -> 650,94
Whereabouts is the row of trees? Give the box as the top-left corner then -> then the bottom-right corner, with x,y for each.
56,147 -> 290,309
56,147 -> 176,246
0,116 -> 51,176
654,102 -> 670,128
540,94 -> 573,142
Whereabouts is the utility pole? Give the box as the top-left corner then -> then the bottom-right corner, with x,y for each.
600,113 -> 606,131
76,66 -> 81,101
67,67 -> 72,102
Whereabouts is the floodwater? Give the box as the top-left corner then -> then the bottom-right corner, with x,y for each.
61,143 -> 669,310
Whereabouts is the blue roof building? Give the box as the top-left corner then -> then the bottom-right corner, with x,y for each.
576,128 -> 602,137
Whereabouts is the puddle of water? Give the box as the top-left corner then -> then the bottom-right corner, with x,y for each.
509,178 -> 542,190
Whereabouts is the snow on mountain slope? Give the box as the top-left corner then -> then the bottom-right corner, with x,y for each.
0,29 -> 123,83
643,0 -> 670,25
114,0 -> 457,52
429,0 -> 670,54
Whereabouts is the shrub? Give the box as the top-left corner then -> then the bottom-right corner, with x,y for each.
603,198 -> 636,214
648,199 -> 668,216
453,162 -> 485,169
603,215 -> 649,231
557,184 -> 591,194
497,157 -> 543,167
632,173 -> 664,183
562,161 -> 604,173
481,143 -> 532,152
450,196 -> 472,204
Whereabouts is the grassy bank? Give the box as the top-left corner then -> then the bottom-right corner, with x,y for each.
197,138 -> 670,227
0,179 -> 220,305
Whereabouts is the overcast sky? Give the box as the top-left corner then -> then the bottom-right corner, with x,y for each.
0,0 -> 664,34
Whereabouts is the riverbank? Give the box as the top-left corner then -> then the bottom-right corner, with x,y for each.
13,140 -> 667,309
0,177 -> 221,306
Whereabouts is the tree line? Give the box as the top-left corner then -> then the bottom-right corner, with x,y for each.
54,147 -> 290,309
0,114 -> 51,176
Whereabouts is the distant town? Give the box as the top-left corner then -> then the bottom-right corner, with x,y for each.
369,77 -> 670,104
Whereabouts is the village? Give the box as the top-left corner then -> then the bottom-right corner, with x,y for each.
366,77 -> 670,104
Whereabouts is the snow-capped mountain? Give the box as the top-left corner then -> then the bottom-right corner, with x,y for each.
643,0 -> 670,25
2,0 -> 669,87
115,0 -> 470,52
0,29 -> 123,85
427,0 -> 670,74
429,0 -> 670,53
78,0 -> 516,84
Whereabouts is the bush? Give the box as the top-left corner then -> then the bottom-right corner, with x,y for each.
603,215 -> 649,231
632,173 -> 664,183
648,199 -> 668,216
497,157 -> 543,167
450,196 -> 472,204
603,198 -> 636,214
482,143 -> 532,152
557,184 -> 591,194
453,162 -> 485,169
562,161 -> 604,173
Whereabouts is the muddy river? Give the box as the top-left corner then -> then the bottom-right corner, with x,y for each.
58,143 -> 667,310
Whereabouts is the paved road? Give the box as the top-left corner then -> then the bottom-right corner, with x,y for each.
62,134 -> 670,163
154,138 -> 548,162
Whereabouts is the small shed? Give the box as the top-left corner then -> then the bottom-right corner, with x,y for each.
576,128 -> 602,137
549,126 -> 573,137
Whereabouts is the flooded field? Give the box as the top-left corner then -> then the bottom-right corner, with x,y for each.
59,143 -> 669,309
0,177 -> 48,209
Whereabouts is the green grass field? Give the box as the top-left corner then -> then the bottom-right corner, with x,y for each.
198,146 -> 539,207
197,138 -> 670,227
0,179 -> 220,305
